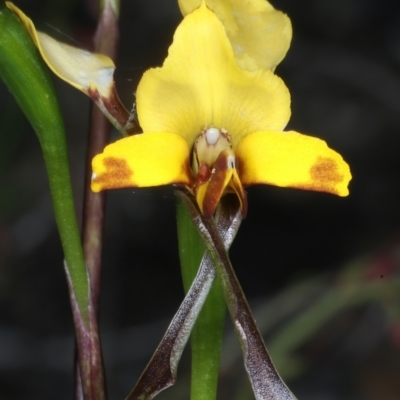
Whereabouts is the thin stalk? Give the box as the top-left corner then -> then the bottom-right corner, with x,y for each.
75,1 -> 121,399
83,0 -> 120,323
177,200 -> 227,400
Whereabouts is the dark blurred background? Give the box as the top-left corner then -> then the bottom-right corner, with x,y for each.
1,0 -> 400,398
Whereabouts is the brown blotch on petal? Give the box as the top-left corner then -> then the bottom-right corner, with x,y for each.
292,156 -> 343,195
95,157 -> 135,189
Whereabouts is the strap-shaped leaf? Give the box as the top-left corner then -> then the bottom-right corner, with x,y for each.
0,6 -> 107,399
0,2 -> 89,321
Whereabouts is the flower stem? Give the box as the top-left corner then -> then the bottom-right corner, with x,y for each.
83,0 -> 120,319
188,278 -> 225,400
177,191 -> 297,400
177,200 -> 226,400
74,1 -> 121,399
126,195 -> 240,400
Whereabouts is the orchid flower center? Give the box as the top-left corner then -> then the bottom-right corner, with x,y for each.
192,126 -> 233,177
191,126 -> 247,217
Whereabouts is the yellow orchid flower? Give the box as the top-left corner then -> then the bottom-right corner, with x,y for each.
91,4 -> 351,217
8,2 -> 351,218
178,0 -> 292,71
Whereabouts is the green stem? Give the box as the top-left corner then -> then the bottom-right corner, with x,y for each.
126,195 -> 241,400
177,200 -> 226,400
0,5 -> 109,398
177,191 -> 297,400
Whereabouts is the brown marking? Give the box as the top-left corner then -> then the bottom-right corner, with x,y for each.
192,151 -> 248,217
88,84 -> 101,102
201,151 -> 232,218
95,157 -> 135,189
202,178 -> 223,218
88,84 -> 141,135
103,85 -> 141,134
193,164 -> 211,190
291,157 -> 343,195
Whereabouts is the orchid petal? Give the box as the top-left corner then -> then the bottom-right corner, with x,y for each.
137,4 -> 290,149
178,0 -> 292,72
236,131 -> 351,196
91,133 -> 192,192
6,2 -> 115,98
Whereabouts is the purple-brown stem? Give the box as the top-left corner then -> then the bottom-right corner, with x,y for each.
83,105 -> 110,315
83,0 -> 120,319
66,263 -> 106,400
73,2 -> 121,399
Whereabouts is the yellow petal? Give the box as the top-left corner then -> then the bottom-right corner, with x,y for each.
137,3 -> 290,150
236,131 -> 352,196
91,133 -> 192,192
6,2 -> 115,98
178,0 -> 292,71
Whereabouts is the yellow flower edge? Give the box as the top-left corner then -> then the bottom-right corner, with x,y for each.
178,0 -> 292,71
6,2 -> 115,98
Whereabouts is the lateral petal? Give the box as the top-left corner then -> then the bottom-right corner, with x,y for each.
236,131 -> 351,196
91,133 -> 192,192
